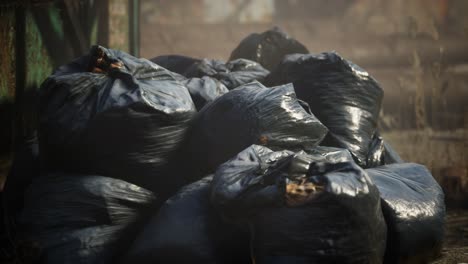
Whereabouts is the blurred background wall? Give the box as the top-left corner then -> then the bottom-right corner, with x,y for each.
139,0 -> 468,206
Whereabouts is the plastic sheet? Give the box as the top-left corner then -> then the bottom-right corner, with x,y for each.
212,145 -> 387,263
265,52 -> 384,166
149,54 -> 201,76
181,76 -> 229,111
184,58 -> 270,90
123,176 -> 251,264
366,132 -> 404,168
229,27 -> 309,71
383,141 -> 404,164
18,173 -> 156,264
366,163 -> 445,263
178,81 -> 327,183
39,46 -> 196,190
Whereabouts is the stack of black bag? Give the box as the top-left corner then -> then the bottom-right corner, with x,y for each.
3,28 -> 445,264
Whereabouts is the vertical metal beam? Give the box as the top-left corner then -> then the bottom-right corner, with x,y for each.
129,0 -> 139,56
60,0 -> 89,55
32,4 -> 74,68
14,5 -> 25,147
97,0 -> 109,47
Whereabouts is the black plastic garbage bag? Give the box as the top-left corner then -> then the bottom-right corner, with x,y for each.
265,52 -> 384,166
149,54 -> 201,76
181,76 -> 229,111
123,176 -> 251,264
366,132 -> 404,168
178,81 -> 327,182
212,145 -> 387,264
302,145 -> 356,165
18,173 -> 156,264
383,141 -> 404,164
366,163 -> 445,264
184,58 -> 270,90
229,27 -> 309,71
39,46 -> 196,190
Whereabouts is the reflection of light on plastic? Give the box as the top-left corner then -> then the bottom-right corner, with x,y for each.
344,105 -> 363,130
328,175 -> 370,196
256,44 -> 263,61
349,62 -> 369,78
280,95 -> 306,121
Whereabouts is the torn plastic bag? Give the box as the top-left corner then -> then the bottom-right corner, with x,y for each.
39,46 -> 196,190
181,76 -> 229,111
366,132 -> 404,168
149,54 -> 201,75
184,58 -> 270,90
18,173 -> 156,264
229,27 -> 309,71
177,81 -> 327,183
123,176 -> 251,264
265,52 -> 384,166
212,145 -> 387,264
366,163 -> 445,264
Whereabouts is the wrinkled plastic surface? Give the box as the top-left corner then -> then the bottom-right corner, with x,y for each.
150,54 -> 201,76
229,27 -> 309,71
383,141 -> 404,164
184,58 -> 270,90
212,145 -> 386,263
265,52 -> 384,166
123,176 -> 251,264
366,163 -> 445,263
18,173 -> 156,264
39,46 -> 196,190
181,76 -> 229,111
178,81 -> 327,182
366,132 -> 404,168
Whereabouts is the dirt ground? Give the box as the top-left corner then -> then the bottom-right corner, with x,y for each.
434,210 -> 468,263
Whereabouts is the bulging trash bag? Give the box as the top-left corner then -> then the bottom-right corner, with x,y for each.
39,45 -> 196,190
181,76 -> 229,111
18,173 -> 156,264
123,176 -> 251,264
212,145 -> 387,264
178,81 -> 327,182
229,27 -> 309,71
184,58 -> 270,90
366,132 -> 404,168
265,52 -> 384,166
366,163 -> 445,264
149,54 -> 201,76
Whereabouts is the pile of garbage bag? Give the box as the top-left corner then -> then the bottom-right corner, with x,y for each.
2,28 -> 445,264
